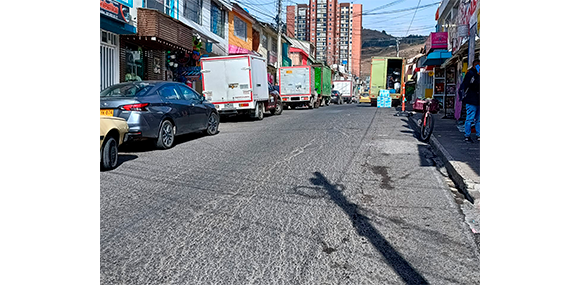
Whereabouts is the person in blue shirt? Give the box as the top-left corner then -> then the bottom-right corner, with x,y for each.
460,59 -> 480,142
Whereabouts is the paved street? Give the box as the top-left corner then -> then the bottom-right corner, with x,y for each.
101,104 -> 480,284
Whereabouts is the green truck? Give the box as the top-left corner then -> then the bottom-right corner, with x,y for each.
313,64 -> 332,106
369,57 -> 406,107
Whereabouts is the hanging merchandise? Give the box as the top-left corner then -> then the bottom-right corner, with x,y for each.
193,35 -> 203,52
166,50 -> 177,69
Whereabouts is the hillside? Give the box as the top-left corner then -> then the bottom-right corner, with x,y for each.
360,29 -> 427,78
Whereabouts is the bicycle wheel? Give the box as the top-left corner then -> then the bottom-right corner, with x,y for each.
420,112 -> 434,142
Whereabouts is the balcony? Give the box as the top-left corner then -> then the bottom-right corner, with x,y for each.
127,8 -> 194,52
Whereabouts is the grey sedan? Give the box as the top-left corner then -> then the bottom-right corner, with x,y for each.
100,81 -> 219,149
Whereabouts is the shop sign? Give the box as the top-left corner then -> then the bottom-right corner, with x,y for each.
229,44 -> 252,55
457,25 -> 469,37
425,32 -> 448,52
268,50 -> 278,65
100,0 -> 130,24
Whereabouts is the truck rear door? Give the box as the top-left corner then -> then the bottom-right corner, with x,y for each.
280,67 -> 310,96
202,56 -> 252,105
370,59 -> 386,98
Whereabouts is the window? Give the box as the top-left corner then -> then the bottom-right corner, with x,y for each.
178,85 -> 201,101
233,16 -> 247,41
145,0 -> 174,17
158,85 -> 182,100
184,0 -> 202,24
211,2 -> 225,38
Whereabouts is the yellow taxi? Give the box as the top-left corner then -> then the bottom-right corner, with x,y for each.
100,115 -> 129,170
358,92 -> 371,103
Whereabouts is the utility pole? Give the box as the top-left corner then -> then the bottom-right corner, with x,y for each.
276,0 -> 283,84
396,37 -> 401,57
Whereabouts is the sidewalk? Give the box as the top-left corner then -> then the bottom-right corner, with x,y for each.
401,103 -> 480,234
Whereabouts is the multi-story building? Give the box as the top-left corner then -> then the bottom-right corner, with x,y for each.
285,1 -> 361,78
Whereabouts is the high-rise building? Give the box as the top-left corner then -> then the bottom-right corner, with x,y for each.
286,1 -> 362,78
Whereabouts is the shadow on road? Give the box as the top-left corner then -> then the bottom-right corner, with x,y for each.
309,171 -> 429,284
119,131 -> 214,153
100,154 -> 138,172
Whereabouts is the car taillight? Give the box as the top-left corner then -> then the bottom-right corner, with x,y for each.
122,103 -> 149,111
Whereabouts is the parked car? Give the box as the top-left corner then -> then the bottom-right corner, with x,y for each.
100,81 -> 219,149
100,116 -> 129,170
330,90 -> 343,104
359,92 -> 371,103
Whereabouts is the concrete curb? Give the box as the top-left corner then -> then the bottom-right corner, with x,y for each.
406,113 -> 480,208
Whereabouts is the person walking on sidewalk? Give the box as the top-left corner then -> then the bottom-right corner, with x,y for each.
460,59 -> 480,142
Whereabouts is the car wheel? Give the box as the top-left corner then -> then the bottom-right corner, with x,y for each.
156,120 -> 175,149
272,98 -> 283,115
205,112 -> 219,135
101,135 -> 119,170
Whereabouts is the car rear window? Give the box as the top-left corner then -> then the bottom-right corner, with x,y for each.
100,83 -> 153,97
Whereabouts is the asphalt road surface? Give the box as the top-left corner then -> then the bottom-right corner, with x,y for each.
101,103 -> 480,284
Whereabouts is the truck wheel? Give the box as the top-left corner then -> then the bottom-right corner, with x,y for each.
392,99 -> 401,108
291,105 -> 296,110
271,98 -> 283,115
254,102 -> 264,120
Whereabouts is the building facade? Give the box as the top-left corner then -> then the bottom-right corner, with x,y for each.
100,0 -> 138,90
285,1 -> 361,78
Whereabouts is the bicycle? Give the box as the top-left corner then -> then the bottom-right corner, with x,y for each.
414,98 -> 438,142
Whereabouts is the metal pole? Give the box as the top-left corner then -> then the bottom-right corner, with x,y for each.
276,0 -> 283,84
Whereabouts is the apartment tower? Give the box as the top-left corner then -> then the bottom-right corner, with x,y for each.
286,1 -> 362,78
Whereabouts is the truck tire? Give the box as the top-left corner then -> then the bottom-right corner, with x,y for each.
271,98 -> 283,115
308,97 -> 315,109
392,99 -> 401,108
254,102 -> 264,120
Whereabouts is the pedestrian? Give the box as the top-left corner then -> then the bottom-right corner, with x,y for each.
460,59 -> 480,142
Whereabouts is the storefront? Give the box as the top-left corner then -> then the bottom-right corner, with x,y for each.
414,32 -> 452,112
100,0 -> 136,90
120,8 -> 201,91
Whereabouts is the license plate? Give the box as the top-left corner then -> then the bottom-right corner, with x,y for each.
224,103 -> 234,109
100,109 -> 114,116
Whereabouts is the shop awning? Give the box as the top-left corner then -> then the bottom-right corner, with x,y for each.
422,50 -> 452,66
101,16 -> 136,35
441,39 -> 479,69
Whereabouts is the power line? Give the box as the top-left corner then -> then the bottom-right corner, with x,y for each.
405,0 -> 422,36
363,0 -> 406,13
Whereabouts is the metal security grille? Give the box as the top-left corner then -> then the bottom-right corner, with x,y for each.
101,42 -> 119,91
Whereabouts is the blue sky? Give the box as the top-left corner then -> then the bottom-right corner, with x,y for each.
235,0 -> 441,37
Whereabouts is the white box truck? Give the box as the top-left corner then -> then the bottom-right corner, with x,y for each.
278,66 -> 319,109
200,54 -> 283,120
333,80 -> 354,104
